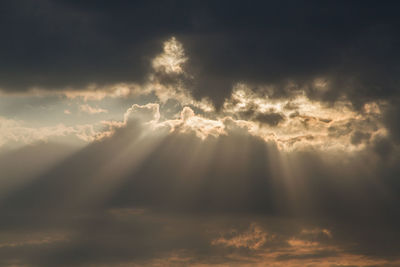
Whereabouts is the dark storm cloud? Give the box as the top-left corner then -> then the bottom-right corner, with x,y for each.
236,102 -> 286,126
350,130 -> 371,145
384,102 -> 400,143
0,117 -> 399,266
1,1 -> 400,106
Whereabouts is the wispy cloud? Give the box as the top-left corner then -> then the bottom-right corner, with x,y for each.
79,104 -> 108,114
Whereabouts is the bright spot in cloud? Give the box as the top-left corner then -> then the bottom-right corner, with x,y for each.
152,37 -> 188,74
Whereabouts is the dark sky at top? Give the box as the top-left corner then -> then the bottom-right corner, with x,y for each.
1,0 -> 400,106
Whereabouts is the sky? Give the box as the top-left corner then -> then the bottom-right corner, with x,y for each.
0,1 -> 400,266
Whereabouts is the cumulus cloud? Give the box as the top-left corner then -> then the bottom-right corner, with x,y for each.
124,103 -> 160,124
0,36 -> 389,153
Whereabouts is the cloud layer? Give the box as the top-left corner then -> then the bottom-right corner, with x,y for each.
0,111 -> 399,266
1,1 -> 400,266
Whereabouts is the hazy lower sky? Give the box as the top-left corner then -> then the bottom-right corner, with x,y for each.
1,1 -> 400,266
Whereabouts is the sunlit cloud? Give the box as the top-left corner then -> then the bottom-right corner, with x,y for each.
0,36 -> 389,154
0,116 -> 99,149
63,83 -> 137,101
152,37 -> 188,74
124,103 -> 160,124
212,223 -> 270,250
79,104 -> 108,114
220,83 -> 387,151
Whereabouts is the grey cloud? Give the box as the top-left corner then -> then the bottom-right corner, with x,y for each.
350,131 -> 371,145
384,101 -> 400,144
0,117 -> 399,265
253,112 -> 286,127
1,1 -> 400,107
1,1 -> 400,265
2,0 -> 400,143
